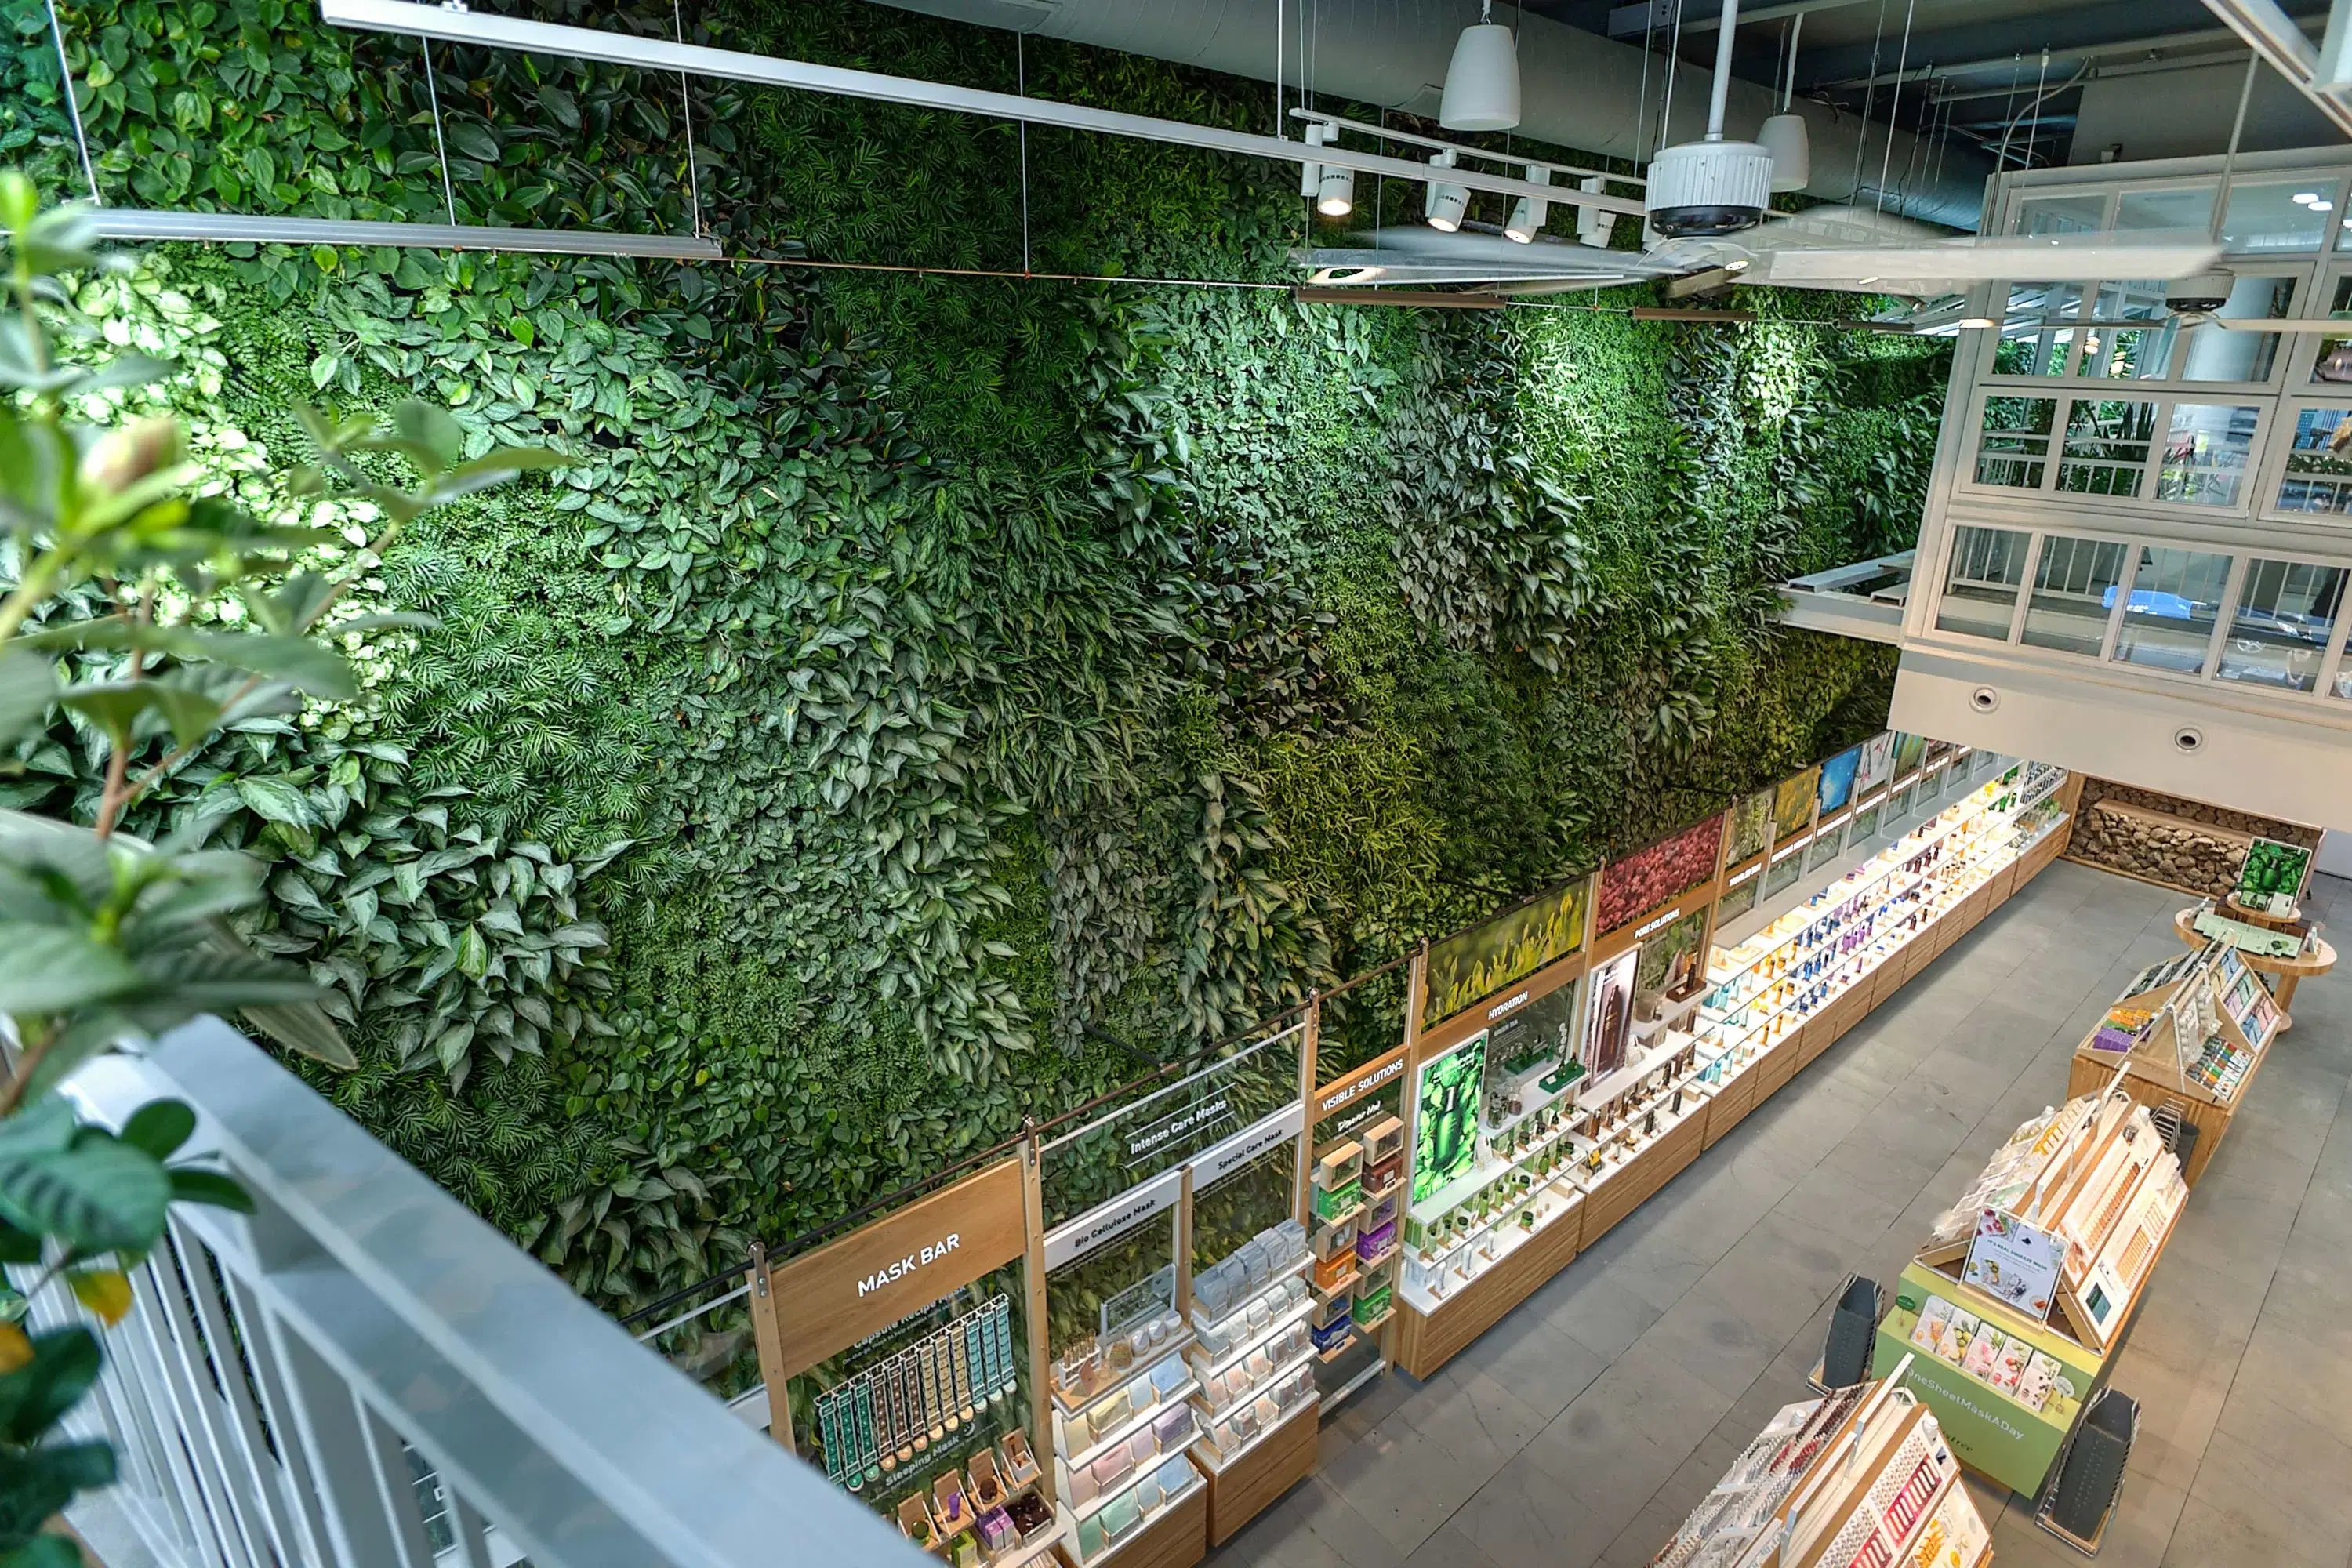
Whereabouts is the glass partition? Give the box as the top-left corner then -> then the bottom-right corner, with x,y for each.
2214,560 -> 2345,692
2275,405 -> 2352,516
2115,184 -> 2215,232
2178,274 -> 2295,383
2059,398 -> 2156,495
1975,396 -> 2057,486
2021,535 -> 2128,655
2016,191 -> 2106,236
2112,546 -> 2230,673
1992,285 -> 2082,378
1936,526 -> 2030,639
2155,403 -> 2258,506
2221,181 -> 2331,252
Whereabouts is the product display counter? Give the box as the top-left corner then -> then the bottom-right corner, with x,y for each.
2065,942 -> 2278,1185
1392,764 -> 2077,1380
1874,1080 -> 2187,1497
1650,1361 -> 1992,1568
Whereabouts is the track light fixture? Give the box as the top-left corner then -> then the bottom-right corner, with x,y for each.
1504,165 -> 1551,243
1301,122 -> 1354,216
1425,150 -> 1470,233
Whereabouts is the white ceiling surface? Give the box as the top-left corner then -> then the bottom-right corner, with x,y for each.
1890,649 -> 2352,833
2071,59 -> 2344,165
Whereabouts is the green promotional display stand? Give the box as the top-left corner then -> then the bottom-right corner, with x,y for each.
1874,1259 -> 2103,1497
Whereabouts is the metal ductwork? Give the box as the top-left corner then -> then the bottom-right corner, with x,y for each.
871,0 -> 1993,229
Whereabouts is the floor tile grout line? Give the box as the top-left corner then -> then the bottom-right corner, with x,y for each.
2161,1041 -> 2352,1563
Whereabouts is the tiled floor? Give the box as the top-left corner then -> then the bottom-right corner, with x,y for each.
1208,862 -> 2352,1568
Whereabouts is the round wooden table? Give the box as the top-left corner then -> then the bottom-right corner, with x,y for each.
2173,909 -> 2337,1031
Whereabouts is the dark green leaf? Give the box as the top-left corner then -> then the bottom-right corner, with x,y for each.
118,1102 -> 195,1162
0,927 -> 141,1017
0,1138 -> 170,1254
166,1168 -> 252,1214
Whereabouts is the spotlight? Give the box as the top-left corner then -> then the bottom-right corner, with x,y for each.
1316,125 -> 1354,216
1504,165 -> 1550,242
1956,318 -> 1998,328
1425,150 -> 1469,233
1300,121 -> 1352,216
2293,191 -> 2322,204
1439,2 -> 1520,132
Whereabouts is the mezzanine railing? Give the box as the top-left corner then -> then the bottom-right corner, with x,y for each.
51,1018 -> 924,1568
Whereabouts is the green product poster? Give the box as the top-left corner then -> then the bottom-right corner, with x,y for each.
1874,1260 -> 2101,1497
1411,1034 -> 1486,1204
2238,837 -> 2312,907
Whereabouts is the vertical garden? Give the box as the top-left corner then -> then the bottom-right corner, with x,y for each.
0,0 -> 1945,1311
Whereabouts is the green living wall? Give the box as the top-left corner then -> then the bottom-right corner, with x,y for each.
1,0 -> 1944,1314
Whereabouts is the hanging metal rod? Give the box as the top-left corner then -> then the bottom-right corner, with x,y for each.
87,209 -> 724,259
317,0 -> 1649,220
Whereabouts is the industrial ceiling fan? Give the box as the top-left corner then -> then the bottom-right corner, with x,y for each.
1299,0 -> 2223,306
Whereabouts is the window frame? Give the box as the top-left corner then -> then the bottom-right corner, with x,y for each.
1959,387 -> 2270,517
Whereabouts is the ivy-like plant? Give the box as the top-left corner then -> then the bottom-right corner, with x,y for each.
0,178 -> 555,1559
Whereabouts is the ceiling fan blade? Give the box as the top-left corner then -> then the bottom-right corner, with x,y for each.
1759,231 -> 2223,289
2205,315 -> 2352,332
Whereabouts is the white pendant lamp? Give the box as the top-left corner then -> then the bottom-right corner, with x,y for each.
1759,114 -> 1809,192
1439,2 -> 1520,132
1425,150 -> 1470,231
1760,12 -> 1809,194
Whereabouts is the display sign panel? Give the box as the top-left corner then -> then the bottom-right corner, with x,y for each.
770,1160 -> 1029,1379
1772,767 -> 1821,842
1410,1033 -> 1486,1203
1579,947 -> 1639,1080
2238,837 -> 2313,913
1725,786 -> 1773,866
1816,746 -> 1863,816
1893,731 -> 1929,778
1962,1209 -> 2062,1323
1422,875 -> 1591,1029
1596,814 -> 1723,935
1856,731 -> 1896,795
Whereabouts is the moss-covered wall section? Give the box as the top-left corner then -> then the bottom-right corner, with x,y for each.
2,0 -> 1944,1308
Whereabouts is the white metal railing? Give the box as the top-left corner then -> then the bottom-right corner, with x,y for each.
52,1019 -> 925,1568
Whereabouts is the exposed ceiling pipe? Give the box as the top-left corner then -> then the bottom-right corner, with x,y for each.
869,0 -> 1991,227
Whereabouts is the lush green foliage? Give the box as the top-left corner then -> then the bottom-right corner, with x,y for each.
2,0 -> 1941,1312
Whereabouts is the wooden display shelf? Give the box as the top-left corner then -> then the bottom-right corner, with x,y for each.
1203,1399 -> 1318,1546
1079,1475 -> 1207,1568
1579,1106 -> 1705,1248
1392,1196 -> 1584,1378
2064,1044 -> 2256,1189
1700,1065 -> 1759,1149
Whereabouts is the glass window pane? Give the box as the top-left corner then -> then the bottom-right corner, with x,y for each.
2157,403 -> 2259,506
1937,526 -> 2030,639
2275,406 -> 2352,516
1975,395 -> 2056,486
2081,324 -> 2173,380
2216,559 -> 2345,692
2114,547 -> 2230,673
2021,536 -> 2128,655
2180,274 -> 2294,383
2115,185 -> 2216,231
2058,398 -> 2156,495
1992,283 -> 2083,377
2016,192 -> 2106,236
2305,274 -> 2352,388
2221,181 -> 2330,252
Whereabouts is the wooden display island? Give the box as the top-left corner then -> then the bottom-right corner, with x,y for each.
2169,907 -> 2336,1027
1875,1079 -> 2188,1497
2068,940 -> 2282,1185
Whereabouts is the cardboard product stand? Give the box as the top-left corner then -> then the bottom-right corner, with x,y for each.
1872,1073 -> 2190,1498
724,738 -> 2083,1559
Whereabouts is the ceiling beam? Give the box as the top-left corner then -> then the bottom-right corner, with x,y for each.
1795,0 -> 2325,93
2202,0 -> 2352,136
1604,0 -> 1870,40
